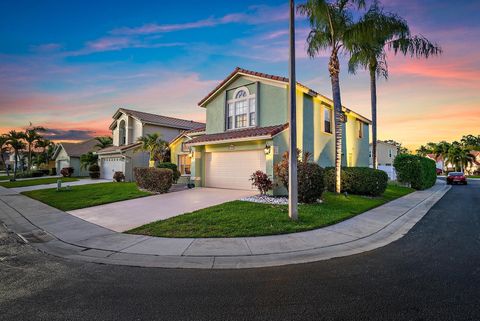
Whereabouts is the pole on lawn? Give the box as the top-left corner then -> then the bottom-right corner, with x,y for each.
288,0 -> 298,220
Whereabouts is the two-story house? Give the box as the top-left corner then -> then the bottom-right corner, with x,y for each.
97,108 -> 204,181
369,140 -> 399,167
170,67 -> 370,194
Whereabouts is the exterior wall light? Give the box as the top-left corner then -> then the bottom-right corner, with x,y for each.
264,144 -> 272,155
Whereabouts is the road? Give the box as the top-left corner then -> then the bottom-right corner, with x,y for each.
1,181 -> 479,321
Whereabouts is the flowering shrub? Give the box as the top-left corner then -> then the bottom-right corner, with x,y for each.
134,167 -> 172,193
113,171 -> 125,182
60,167 -> 74,177
250,170 -> 273,195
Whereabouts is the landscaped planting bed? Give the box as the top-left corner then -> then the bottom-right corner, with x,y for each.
128,184 -> 414,238
22,182 -> 151,211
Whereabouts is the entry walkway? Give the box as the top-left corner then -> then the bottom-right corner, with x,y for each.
0,182 -> 450,269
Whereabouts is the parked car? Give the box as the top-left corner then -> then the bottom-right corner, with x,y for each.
446,172 -> 467,185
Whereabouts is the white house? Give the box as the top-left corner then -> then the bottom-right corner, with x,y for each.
97,108 -> 204,181
52,139 -> 100,176
369,141 -> 399,167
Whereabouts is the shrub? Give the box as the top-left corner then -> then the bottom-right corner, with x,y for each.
134,167 -> 172,193
250,170 -> 273,195
273,150 -> 325,203
113,171 -> 125,182
60,167 -> 74,177
50,167 -> 57,176
88,164 -> 100,179
32,170 -> 44,177
324,167 -> 388,196
393,154 -> 436,190
41,169 -> 50,175
157,162 -> 181,183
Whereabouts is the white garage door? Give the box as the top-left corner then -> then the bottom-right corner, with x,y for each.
205,150 -> 266,190
101,157 -> 124,180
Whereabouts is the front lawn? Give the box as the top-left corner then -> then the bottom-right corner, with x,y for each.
0,175 -> 12,181
467,175 -> 480,178
0,177 -> 79,188
22,182 -> 151,211
128,184 -> 414,238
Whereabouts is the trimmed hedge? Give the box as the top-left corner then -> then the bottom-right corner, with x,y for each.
134,167 -> 172,193
157,162 -> 181,183
324,167 -> 388,196
393,154 -> 436,190
88,164 -> 100,179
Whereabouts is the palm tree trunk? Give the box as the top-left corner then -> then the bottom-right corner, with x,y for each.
330,51 -> 343,194
370,69 -> 378,169
28,144 -> 32,172
13,151 -> 18,180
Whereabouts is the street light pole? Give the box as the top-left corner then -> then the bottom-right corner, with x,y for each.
288,0 -> 298,220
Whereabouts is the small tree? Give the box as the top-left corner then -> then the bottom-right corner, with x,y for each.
80,152 -> 98,170
135,133 -> 169,168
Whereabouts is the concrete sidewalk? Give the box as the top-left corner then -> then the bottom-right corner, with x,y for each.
0,181 -> 450,269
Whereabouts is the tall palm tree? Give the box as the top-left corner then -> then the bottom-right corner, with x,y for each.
415,145 -> 430,157
5,130 -> 26,181
95,136 -> 113,149
347,1 -> 442,169
446,143 -> 474,172
298,0 -> 366,193
0,135 -> 10,176
24,125 -> 45,171
431,141 -> 451,172
35,138 -> 53,166
135,133 -> 169,168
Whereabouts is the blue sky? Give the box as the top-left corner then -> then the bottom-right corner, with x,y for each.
1,0 -> 479,147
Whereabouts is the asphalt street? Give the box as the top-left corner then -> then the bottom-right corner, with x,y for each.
1,180 -> 479,321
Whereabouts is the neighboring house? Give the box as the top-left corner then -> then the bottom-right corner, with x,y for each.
426,154 -> 445,172
171,67 -> 370,194
97,108 -> 204,181
369,141 -> 398,167
465,150 -> 480,175
53,139 -> 100,176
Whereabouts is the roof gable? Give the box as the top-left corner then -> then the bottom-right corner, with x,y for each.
55,139 -> 100,158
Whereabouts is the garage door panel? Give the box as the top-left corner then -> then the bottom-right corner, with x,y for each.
101,158 -> 124,180
205,150 -> 266,190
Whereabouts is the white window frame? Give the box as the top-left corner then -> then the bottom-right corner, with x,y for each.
226,87 -> 256,130
324,107 -> 332,134
177,154 -> 191,176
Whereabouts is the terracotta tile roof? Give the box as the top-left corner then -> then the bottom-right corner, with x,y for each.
96,142 -> 142,154
187,124 -> 288,145
112,108 -> 205,130
60,139 -> 100,157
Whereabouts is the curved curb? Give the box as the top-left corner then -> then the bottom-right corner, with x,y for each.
0,183 -> 450,269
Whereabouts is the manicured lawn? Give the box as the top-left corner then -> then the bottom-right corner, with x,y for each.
22,182 -> 151,211
0,177 -> 79,188
0,175 -> 12,181
128,184 -> 414,238
467,175 -> 480,178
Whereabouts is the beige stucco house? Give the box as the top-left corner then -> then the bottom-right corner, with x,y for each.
369,141 -> 398,167
97,108 -> 204,181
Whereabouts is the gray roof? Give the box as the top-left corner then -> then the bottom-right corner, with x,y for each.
57,139 -> 100,157
110,108 -> 205,130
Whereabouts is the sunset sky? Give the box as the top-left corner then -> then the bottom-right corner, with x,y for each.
1,0 -> 479,150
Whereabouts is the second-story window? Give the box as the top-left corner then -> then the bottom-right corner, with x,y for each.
324,107 -> 332,133
358,120 -> 363,138
227,87 -> 256,130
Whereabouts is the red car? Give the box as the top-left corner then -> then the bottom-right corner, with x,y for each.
446,172 -> 467,185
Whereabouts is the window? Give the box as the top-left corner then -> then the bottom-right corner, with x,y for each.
324,108 -> 332,133
119,120 -> 126,145
181,142 -> 190,153
369,150 -> 372,158
358,120 -> 363,138
389,149 -> 392,158
178,155 -> 191,175
227,87 -> 256,130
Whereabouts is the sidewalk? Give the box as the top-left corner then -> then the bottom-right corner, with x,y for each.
0,181 -> 450,269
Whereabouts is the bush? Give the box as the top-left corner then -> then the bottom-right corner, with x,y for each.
50,167 -> 57,176
134,167 -> 172,193
393,154 -> 436,190
324,167 -> 388,196
88,164 -> 100,179
250,170 -> 273,195
113,171 -> 125,182
41,169 -> 50,175
157,162 -> 181,183
273,150 -> 325,203
60,167 -> 74,177
32,170 -> 44,177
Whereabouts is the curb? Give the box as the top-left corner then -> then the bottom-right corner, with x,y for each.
0,183 -> 451,269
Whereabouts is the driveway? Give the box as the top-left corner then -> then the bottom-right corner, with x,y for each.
67,188 -> 257,232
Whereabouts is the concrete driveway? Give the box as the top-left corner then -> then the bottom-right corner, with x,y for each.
67,188 -> 257,232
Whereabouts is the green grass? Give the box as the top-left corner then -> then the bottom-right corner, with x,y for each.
0,175 -> 12,181
128,184 -> 414,238
0,177 -> 79,188
467,175 -> 480,178
22,182 -> 151,211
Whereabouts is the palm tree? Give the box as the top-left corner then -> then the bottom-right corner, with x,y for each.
5,130 -> 26,181
446,143 -> 474,172
347,1 -> 442,169
80,152 -> 98,170
135,133 -> 169,168
35,138 -> 53,166
430,141 -> 450,172
298,0 -> 366,193
0,135 -> 10,176
415,145 -> 430,157
95,136 -> 113,149
24,125 -> 45,171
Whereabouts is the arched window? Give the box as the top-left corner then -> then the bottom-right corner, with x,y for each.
119,120 -> 126,145
227,87 -> 256,130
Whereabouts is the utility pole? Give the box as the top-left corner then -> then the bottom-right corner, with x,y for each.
288,0 -> 298,220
